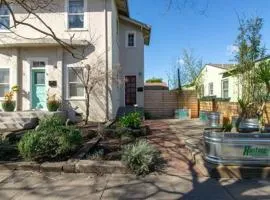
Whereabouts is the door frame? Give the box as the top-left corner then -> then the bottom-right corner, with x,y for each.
124,75 -> 137,106
27,58 -> 48,110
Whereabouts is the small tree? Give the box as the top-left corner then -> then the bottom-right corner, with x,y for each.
168,49 -> 203,96
71,55 -> 121,125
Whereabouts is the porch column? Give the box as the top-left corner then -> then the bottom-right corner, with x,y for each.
56,47 -> 64,101
10,48 -> 20,110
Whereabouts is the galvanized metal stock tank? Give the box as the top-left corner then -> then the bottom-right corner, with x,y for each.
204,130 -> 270,165
207,112 -> 220,128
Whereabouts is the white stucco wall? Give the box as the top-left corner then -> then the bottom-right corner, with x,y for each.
119,20 -> 145,107
0,0 -> 148,121
0,0 -> 114,122
201,65 -> 240,102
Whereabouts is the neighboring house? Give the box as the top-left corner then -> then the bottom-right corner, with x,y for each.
0,0 -> 151,121
199,64 -> 241,102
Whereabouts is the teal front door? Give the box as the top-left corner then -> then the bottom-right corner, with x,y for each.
31,69 -> 46,109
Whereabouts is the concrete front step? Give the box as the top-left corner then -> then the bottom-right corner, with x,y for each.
0,111 -> 67,132
0,118 -> 38,130
0,110 -> 66,119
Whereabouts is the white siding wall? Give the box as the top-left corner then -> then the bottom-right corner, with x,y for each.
201,65 -> 240,102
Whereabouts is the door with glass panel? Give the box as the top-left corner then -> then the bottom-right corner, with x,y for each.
31,61 -> 46,109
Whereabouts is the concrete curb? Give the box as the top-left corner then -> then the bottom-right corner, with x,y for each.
0,160 -> 128,174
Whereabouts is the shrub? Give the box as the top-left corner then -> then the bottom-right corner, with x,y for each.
38,115 -> 64,130
18,124 -> 82,162
122,140 -> 160,175
119,112 -> 141,129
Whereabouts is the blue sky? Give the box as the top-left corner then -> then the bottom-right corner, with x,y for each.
129,0 -> 270,82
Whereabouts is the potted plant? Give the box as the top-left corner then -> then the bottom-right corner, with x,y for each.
47,94 -> 61,112
237,99 -> 259,133
1,85 -> 19,112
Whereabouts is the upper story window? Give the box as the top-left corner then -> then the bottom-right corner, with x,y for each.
222,79 -> 229,98
0,68 -> 10,98
126,31 -> 136,47
68,0 -> 85,29
0,4 -> 10,30
208,82 -> 214,96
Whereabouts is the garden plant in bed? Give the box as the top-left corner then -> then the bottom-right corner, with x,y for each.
86,112 -> 161,175
18,116 -> 83,162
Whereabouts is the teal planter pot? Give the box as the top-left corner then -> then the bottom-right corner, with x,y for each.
199,111 -> 208,122
175,109 -> 189,120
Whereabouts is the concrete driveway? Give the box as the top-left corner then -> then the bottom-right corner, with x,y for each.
0,171 -> 270,200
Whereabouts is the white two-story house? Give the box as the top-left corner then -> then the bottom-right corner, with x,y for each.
0,0 -> 151,121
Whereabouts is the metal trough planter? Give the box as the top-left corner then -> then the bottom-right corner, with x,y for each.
204,130 -> 270,166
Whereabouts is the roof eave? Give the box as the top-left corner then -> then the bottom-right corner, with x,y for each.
119,15 -> 151,45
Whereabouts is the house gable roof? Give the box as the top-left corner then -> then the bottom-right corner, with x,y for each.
206,63 -> 236,70
116,0 -> 129,17
119,15 -> 151,45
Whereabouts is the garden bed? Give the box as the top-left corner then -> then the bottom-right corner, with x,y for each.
0,112 -> 160,176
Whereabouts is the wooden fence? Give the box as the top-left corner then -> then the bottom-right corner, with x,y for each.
200,100 -> 270,124
144,89 -> 178,118
144,86 -> 199,118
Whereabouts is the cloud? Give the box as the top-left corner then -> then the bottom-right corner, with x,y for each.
226,45 -> 239,56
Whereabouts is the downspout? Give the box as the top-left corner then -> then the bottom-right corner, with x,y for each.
104,0 -> 109,120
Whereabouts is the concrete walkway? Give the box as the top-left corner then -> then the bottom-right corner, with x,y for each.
1,119 -> 270,199
1,171 -> 270,200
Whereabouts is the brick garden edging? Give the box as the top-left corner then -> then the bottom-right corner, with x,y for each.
0,160 -> 129,174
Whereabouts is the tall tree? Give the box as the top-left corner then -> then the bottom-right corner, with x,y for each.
234,16 -> 266,104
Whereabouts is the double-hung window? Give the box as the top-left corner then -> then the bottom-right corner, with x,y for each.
0,4 -> 10,30
208,82 -> 214,96
126,31 -> 136,47
68,0 -> 85,29
67,67 -> 85,99
0,68 -> 9,98
222,79 -> 229,98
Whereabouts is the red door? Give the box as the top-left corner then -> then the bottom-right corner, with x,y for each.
125,76 -> 136,106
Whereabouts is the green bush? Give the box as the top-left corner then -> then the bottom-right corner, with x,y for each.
38,115 -> 64,130
122,140 -> 160,175
119,112 -> 142,129
18,122 -> 82,162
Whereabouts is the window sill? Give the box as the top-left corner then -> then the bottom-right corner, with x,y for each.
66,97 -> 86,101
65,28 -> 88,32
0,30 -> 11,33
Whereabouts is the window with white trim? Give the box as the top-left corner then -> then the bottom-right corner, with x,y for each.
222,79 -> 229,98
68,0 -> 85,29
0,4 -> 10,30
126,31 -> 136,47
208,82 -> 214,96
67,67 -> 85,98
0,68 -> 9,98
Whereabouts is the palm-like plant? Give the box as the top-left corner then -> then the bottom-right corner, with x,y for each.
255,60 -> 270,96
254,60 -> 270,123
